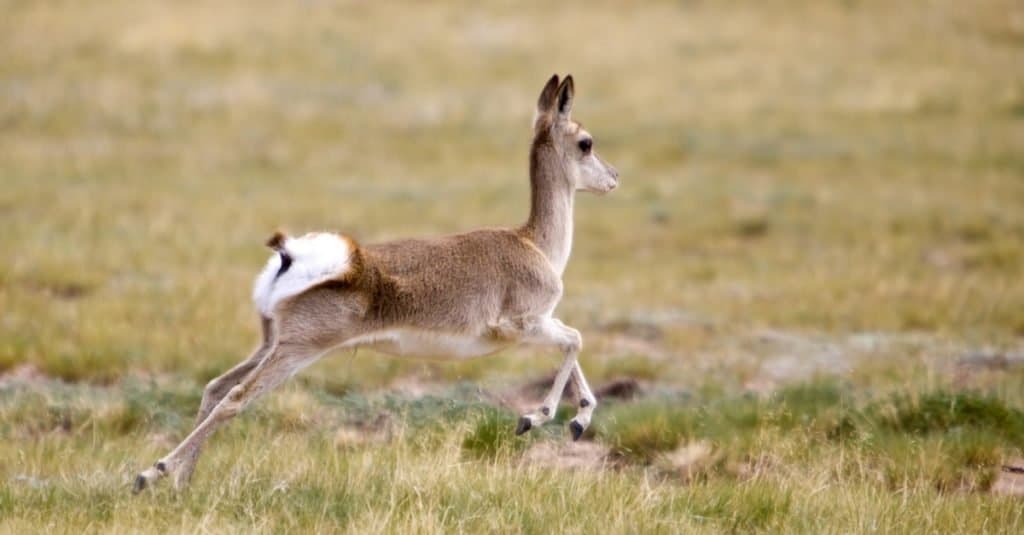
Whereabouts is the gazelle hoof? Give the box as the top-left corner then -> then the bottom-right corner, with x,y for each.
515,416 -> 533,436
133,474 -> 148,494
133,465 -> 164,494
569,420 -> 585,441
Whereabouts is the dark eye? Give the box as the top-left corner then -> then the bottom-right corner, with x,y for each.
578,138 -> 593,153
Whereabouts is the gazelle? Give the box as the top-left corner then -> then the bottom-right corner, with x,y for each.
134,74 -> 619,492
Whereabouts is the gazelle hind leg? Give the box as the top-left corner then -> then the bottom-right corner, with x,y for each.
133,340 -> 322,493
170,316 -> 275,487
511,317 -> 582,435
567,362 -> 597,441
194,316 -> 274,425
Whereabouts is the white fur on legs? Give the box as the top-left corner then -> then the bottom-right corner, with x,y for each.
518,351 -> 576,429
513,317 -> 582,436
568,362 -> 597,440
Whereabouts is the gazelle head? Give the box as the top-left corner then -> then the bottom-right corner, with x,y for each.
533,74 -> 619,194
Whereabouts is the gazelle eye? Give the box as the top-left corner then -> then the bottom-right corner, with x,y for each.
578,138 -> 593,153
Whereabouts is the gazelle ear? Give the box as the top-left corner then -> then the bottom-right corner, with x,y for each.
534,74 -> 560,130
536,74 -> 560,114
555,75 -> 574,120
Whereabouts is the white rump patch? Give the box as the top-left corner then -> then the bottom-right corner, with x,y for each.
252,232 -> 354,317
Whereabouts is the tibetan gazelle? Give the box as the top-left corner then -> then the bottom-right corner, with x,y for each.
135,74 -> 619,492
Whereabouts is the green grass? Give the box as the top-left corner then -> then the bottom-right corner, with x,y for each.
461,406 -> 532,460
2,379 -> 1024,532
2,0 -> 1024,532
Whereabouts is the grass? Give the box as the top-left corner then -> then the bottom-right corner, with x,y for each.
2,0 -> 1024,532
2,379 -> 1024,532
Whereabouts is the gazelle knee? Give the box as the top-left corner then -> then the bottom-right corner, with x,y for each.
211,384 -> 247,419
555,318 -> 582,351
203,377 -> 227,400
561,328 -> 582,355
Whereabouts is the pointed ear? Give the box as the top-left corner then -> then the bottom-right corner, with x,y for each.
536,74 -> 560,115
556,75 -> 574,120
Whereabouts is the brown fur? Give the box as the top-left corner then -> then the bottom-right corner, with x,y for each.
520,128 -> 574,269
290,229 -> 562,345
265,231 -> 287,250
134,74 -> 615,492
283,76 -> 583,344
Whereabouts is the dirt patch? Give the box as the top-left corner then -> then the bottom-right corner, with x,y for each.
145,432 -> 178,451
956,351 -> 1024,371
954,351 -> 1024,389
992,462 -> 1024,497
595,377 -> 643,401
602,334 -> 679,362
334,413 -> 392,449
388,376 -> 446,398
659,441 -> 714,481
742,329 -> 860,393
507,375 -> 646,414
595,310 -> 709,362
0,364 -> 49,387
600,318 -> 665,343
515,374 -> 575,405
523,440 -> 612,471
19,279 -> 94,300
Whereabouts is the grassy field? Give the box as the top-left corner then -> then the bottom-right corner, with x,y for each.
2,0 -> 1024,532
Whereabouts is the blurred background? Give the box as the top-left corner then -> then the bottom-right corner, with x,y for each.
2,0 -> 1020,386
1,1 -> 1024,529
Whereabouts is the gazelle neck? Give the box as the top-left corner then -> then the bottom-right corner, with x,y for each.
523,137 -> 574,276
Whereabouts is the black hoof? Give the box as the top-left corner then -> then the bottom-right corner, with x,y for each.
515,416 -> 533,436
133,474 -> 147,494
569,420 -> 585,441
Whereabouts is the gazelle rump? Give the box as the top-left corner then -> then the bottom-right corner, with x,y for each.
134,74 -> 619,492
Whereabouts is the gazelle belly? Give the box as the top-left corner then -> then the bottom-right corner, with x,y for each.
341,329 -> 514,360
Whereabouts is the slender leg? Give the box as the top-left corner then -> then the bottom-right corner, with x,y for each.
196,316 -> 274,425
511,317 -> 583,436
134,340 -> 322,492
171,317 -> 274,486
567,362 -> 597,440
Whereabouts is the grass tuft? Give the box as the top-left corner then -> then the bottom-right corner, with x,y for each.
867,390 -> 1024,442
461,406 -> 528,460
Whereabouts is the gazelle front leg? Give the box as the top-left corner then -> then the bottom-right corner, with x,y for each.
567,362 -> 597,440
506,317 -> 582,436
516,349 -> 577,435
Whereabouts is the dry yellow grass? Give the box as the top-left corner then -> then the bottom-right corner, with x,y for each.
1,0 -> 1023,532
